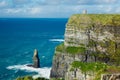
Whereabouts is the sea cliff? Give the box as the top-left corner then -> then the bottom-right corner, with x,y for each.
50,14 -> 120,80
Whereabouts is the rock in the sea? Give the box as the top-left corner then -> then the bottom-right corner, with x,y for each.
33,49 -> 40,68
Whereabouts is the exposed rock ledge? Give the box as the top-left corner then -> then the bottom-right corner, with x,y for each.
101,74 -> 120,80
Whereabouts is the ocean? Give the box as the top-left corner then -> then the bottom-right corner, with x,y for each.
0,18 -> 68,80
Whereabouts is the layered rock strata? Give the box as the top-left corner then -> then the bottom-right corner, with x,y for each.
50,14 -> 120,79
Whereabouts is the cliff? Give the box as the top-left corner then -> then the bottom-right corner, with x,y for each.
50,14 -> 120,80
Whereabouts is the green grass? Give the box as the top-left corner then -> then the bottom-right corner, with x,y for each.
55,43 -> 86,55
66,46 -> 86,54
68,14 -> 120,27
71,61 -> 120,80
71,61 -> 107,73
87,39 -> 97,47
50,78 -> 64,80
56,43 -> 65,52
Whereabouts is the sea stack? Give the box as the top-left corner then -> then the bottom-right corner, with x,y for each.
33,49 -> 40,68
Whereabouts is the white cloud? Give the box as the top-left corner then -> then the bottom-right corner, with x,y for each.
1,4 -> 120,18
0,1 -> 8,7
106,7 -> 112,12
0,0 -> 120,17
4,7 -> 42,16
47,0 -> 118,5
12,0 -> 29,4
103,0 -> 117,3
114,6 -> 120,13
5,8 -> 22,13
29,7 -> 42,14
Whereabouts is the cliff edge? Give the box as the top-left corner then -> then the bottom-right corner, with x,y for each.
50,14 -> 120,80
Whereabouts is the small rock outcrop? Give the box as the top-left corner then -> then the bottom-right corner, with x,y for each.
101,74 -> 120,80
33,49 -> 40,68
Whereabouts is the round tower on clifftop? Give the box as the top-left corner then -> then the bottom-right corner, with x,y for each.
82,10 -> 87,14
33,49 -> 40,68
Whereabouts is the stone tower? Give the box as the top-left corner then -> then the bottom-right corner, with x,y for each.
82,10 -> 87,14
33,49 -> 40,68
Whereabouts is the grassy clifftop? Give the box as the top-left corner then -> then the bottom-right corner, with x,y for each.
68,14 -> 120,26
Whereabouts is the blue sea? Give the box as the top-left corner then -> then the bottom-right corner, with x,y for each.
0,18 -> 68,80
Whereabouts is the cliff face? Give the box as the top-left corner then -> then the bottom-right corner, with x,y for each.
50,48 -> 89,78
50,14 -> 120,79
101,74 -> 120,80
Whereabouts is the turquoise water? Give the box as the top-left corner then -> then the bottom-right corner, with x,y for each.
0,18 -> 68,80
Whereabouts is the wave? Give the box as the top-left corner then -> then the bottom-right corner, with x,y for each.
6,64 -> 51,79
49,39 -> 64,42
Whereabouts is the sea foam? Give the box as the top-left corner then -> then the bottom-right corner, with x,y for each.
49,39 -> 64,42
6,64 -> 51,79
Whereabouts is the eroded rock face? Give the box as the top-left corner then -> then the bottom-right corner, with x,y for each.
101,74 -> 120,80
50,14 -> 120,79
64,23 -> 120,47
50,51 -> 96,78
65,69 -> 94,80
33,49 -> 40,68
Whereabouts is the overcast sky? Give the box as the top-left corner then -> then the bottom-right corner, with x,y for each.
0,0 -> 120,18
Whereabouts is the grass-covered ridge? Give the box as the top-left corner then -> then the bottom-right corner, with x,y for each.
71,61 -> 120,80
68,14 -> 120,26
56,43 -> 65,52
55,43 -> 86,55
71,61 -> 107,73
66,46 -> 86,54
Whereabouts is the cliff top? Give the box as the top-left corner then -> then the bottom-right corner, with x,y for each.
68,14 -> 120,26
